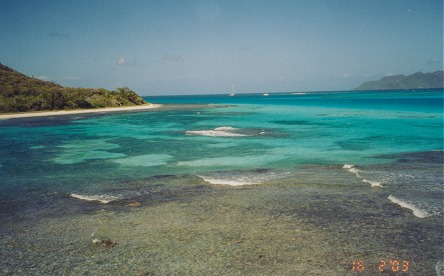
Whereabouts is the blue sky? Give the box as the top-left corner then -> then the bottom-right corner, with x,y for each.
1,0 -> 442,95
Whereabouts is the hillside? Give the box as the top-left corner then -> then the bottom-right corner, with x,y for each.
354,71 -> 443,91
0,63 -> 146,113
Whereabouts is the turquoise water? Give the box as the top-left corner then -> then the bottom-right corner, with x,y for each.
0,90 -> 443,275
1,91 -> 442,191
148,90 -> 444,215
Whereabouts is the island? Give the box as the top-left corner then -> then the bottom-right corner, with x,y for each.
354,71 -> 443,91
0,63 -> 148,114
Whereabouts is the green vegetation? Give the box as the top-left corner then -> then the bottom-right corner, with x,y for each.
354,71 -> 444,91
0,63 -> 147,113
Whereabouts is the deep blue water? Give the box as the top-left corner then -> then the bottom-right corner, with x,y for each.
149,90 -> 443,111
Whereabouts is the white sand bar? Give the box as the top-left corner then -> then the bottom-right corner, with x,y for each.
0,104 -> 162,120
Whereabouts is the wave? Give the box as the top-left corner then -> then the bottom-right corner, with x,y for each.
436,260 -> 444,276
362,179 -> 383,188
70,193 -> 118,204
185,126 -> 249,137
388,195 -> 430,218
343,164 -> 362,178
198,175 -> 256,186
343,164 -> 383,188
215,126 -> 237,131
199,169 -> 288,186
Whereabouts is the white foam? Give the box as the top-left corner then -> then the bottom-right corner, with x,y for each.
199,176 -> 256,186
343,164 -> 362,178
214,126 -> 236,131
436,260 -> 443,276
185,126 -> 249,137
70,193 -> 118,204
388,195 -> 430,218
198,170 -> 289,186
348,167 -> 361,176
343,164 -> 384,188
186,130 -> 246,137
362,179 -> 383,188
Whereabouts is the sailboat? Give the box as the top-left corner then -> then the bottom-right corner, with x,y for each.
228,85 -> 236,96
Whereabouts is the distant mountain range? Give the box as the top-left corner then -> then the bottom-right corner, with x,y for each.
354,71 -> 443,91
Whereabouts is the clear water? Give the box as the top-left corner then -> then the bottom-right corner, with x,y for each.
0,90 -> 443,275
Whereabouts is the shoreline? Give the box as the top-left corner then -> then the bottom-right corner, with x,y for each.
0,104 -> 162,120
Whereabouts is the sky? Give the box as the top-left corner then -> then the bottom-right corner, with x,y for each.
1,0 -> 443,95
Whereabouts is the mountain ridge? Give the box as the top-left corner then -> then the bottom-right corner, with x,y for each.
354,71 -> 443,90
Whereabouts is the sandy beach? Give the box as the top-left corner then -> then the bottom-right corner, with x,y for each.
0,104 -> 162,119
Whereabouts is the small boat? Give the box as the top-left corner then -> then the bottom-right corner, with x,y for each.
263,93 -> 269,96
228,85 -> 236,96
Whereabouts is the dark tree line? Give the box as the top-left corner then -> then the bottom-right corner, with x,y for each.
0,63 -> 146,113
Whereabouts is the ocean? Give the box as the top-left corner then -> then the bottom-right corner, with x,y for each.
0,90 -> 443,275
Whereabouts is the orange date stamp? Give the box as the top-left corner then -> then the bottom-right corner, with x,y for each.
351,259 -> 409,273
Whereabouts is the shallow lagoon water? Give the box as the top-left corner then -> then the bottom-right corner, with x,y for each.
0,90 -> 443,275
0,168 -> 442,275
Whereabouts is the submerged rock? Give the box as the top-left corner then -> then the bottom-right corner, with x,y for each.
92,238 -> 117,248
